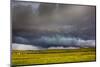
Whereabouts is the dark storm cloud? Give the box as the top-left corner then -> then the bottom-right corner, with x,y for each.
12,1 -> 96,49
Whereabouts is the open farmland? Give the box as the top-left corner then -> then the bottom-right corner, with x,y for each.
12,48 -> 96,66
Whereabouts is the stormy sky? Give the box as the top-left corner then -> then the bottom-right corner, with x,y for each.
12,1 -> 96,50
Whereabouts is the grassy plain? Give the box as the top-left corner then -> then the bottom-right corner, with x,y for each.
12,48 -> 96,66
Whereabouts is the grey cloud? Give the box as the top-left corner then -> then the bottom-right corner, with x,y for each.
12,1 -> 96,34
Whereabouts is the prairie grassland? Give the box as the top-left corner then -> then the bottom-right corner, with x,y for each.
12,48 -> 96,66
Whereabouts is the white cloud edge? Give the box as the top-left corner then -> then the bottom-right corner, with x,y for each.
12,43 -> 42,50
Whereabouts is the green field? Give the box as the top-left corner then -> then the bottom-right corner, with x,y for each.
12,48 -> 96,66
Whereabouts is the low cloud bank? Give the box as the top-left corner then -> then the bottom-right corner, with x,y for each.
12,43 -> 80,50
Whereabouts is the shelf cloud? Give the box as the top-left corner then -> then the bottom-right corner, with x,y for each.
12,35 -> 95,50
